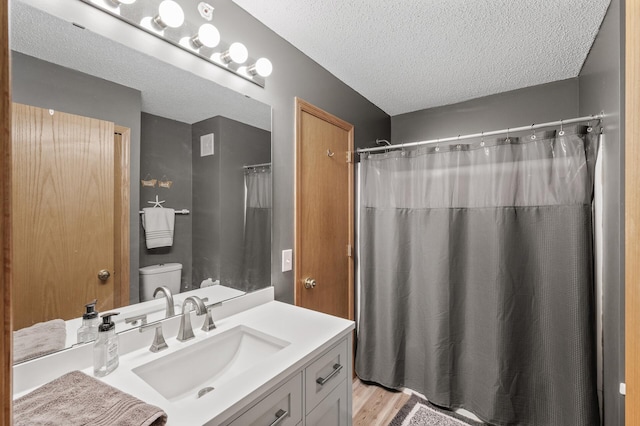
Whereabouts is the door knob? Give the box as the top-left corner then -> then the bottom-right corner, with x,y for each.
98,269 -> 111,282
304,277 -> 316,289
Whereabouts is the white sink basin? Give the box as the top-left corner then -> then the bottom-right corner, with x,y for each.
132,325 -> 290,402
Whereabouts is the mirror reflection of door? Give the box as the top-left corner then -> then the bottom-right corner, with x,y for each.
11,103 -> 130,330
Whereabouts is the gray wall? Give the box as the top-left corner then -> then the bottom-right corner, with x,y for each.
578,0 -> 624,424
10,51 -> 143,304
192,117 -> 222,289
218,117 -> 271,289
391,79 -> 578,142
190,1 -> 392,303
191,116 -> 271,291
139,113 -> 193,299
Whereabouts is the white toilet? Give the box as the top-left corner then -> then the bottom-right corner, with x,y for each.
139,263 -> 182,302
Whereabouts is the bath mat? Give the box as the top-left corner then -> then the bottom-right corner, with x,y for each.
389,394 -> 484,426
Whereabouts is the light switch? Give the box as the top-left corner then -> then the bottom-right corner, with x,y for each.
282,249 -> 292,272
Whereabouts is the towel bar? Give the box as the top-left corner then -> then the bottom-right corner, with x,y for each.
139,209 -> 190,214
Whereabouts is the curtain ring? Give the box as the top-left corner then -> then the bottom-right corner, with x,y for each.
480,131 -> 485,147
435,138 -> 440,152
559,119 -> 565,136
327,149 -> 335,157
530,124 -> 536,140
587,120 -> 593,133
505,128 -> 510,143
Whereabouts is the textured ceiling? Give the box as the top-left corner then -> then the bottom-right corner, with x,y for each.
233,0 -> 610,116
10,1 -> 271,129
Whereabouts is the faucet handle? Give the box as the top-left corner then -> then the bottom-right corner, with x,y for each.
125,314 -> 148,327
201,303 -> 219,332
139,322 -> 169,352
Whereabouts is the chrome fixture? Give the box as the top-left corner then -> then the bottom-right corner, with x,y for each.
201,303 -> 220,332
219,42 -> 248,64
80,0 -> 273,87
152,0 -> 185,30
139,321 -> 169,352
246,58 -> 273,77
189,24 -> 220,49
153,286 -> 175,318
124,314 -> 148,327
177,296 -> 207,342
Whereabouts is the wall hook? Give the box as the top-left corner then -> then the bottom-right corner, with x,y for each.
327,149 -> 335,157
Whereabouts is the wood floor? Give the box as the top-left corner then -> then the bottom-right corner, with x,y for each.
353,378 -> 410,426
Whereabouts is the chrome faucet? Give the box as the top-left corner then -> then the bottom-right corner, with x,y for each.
177,296 -> 207,342
153,286 -> 175,318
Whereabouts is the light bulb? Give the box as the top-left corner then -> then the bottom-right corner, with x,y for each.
153,0 -> 184,29
248,57 -> 273,77
222,42 -> 248,64
192,24 -> 220,48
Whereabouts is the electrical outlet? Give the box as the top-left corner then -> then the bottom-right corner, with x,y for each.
282,249 -> 292,272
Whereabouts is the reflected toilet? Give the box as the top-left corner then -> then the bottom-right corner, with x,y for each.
139,263 -> 182,302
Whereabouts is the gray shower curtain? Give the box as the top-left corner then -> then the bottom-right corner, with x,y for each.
355,126 -> 600,425
241,167 -> 272,291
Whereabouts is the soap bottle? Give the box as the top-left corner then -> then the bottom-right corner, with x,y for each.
77,299 -> 99,344
93,312 -> 120,377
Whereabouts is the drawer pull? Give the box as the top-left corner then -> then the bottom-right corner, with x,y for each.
269,409 -> 288,426
316,363 -> 343,386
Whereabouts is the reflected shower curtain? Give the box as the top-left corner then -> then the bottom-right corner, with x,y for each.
355,126 -> 600,425
241,167 -> 271,290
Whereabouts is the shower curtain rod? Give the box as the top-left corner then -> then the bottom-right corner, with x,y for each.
243,162 -> 271,169
357,113 -> 604,154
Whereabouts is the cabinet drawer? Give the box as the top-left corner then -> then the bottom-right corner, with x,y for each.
228,373 -> 302,426
306,378 -> 349,426
305,339 -> 349,412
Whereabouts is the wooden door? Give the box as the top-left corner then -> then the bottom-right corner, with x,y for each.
295,98 -> 354,320
626,0 -> 640,423
11,103 -> 128,330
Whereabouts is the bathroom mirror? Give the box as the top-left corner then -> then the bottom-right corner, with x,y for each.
9,0 -> 272,363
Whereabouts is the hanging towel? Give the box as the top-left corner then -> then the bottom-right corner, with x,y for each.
13,319 -> 66,363
142,207 -> 175,249
14,370 -> 167,426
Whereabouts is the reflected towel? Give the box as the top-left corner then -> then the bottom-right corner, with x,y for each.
142,207 -> 175,249
13,319 -> 66,363
14,371 -> 168,426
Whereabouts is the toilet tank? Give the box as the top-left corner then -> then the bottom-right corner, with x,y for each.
139,263 -> 182,302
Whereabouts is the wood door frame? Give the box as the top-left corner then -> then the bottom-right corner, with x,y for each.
1,0 -> 11,423
294,97 -> 355,321
626,1 -> 640,423
114,125 -> 131,308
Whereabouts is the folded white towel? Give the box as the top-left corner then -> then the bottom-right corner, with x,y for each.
142,208 -> 175,249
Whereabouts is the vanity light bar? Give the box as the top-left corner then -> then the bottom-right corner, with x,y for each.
80,0 -> 272,87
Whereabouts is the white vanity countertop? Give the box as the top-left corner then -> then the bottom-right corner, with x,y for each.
90,301 -> 354,425
63,285 -> 246,347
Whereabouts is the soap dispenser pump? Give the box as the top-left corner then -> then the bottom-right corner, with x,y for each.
77,299 -> 99,344
93,312 -> 120,377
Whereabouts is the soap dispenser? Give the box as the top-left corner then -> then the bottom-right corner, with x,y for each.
77,299 -> 99,344
93,312 -> 120,377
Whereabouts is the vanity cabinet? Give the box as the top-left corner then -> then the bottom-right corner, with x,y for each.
227,373 -> 303,426
220,335 -> 352,426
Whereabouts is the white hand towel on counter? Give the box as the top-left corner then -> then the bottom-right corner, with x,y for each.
142,207 -> 175,249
